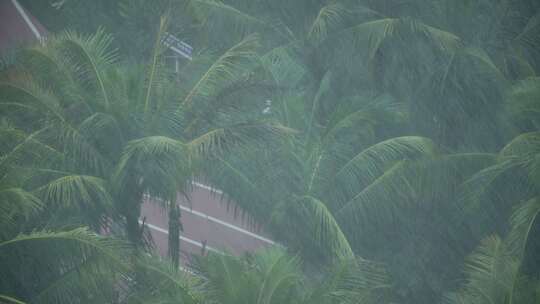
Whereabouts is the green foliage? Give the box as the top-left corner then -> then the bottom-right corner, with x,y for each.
192,248 -> 389,304
3,0 -> 540,303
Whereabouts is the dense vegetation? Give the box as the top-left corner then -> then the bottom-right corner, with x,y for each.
2,0 -> 540,303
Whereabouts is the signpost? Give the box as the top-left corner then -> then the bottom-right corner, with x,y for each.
161,32 -> 193,60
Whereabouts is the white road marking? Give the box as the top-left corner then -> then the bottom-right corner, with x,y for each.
140,220 -> 223,254
178,205 -> 276,245
192,182 -> 223,194
12,0 -> 43,41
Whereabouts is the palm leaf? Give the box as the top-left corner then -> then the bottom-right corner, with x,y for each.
15,45 -> 85,109
461,235 -> 520,304
0,81 -> 65,122
78,112 -> 125,155
331,136 -> 436,207
0,228 -> 131,304
181,33 -> 260,108
54,121 -> 110,175
186,0 -> 267,29
113,136 -> 190,202
308,2 -> 349,43
254,249 -> 302,304
336,153 -> 495,235
259,43 -> 306,88
55,29 -> 117,111
507,197 -> 540,258
192,252 -> 246,302
0,188 -> 42,231
308,257 -> 389,304
506,77 -> 540,129
187,122 -> 296,159
143,15 -> 169,116
278,195 -> 354,261
0,128 -> 62,173
515,10 -> 540,53
38,174 -> 113,214
126,255 -> 199,304
327,17 -> 461,67
0,295 -> 25,304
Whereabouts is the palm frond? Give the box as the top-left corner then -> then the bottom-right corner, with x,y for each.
191,252 -> 247,302
78,112 -> 125,156
458,158 -> 517,207
181,33 -> 260,108
0,128 -> 62,173
0,295 -> 25,304
308,257 -> 389,304
462,47 -> 505,79
15,45 -> 85,109
253,248 -> 302,304
113,136 -> 189,202
0,80 -> 65,123
306,71 -> 332,143
0,227 -> 131,262
332,17 -> 461,62
336,153 -> 496,236
39,174 -> 113,214
275,195 -> 353,261
186,128 -> 227,158
499,131 -> 540,161
322,95 -> 403,145
54,121 -> 110,175
0,188 -> 42,231
458,132 -> 540,207
143,15 -> 169,116
186,0 -> 267,29
331,136 -> 436,206
506,77 -> 540,130
308,2 -> 349,43
202,153 -> 275,222
259,43 -> 306,88
515,10 -> 540,53
507,197 -> 540,258
55,29 -> 117,111
0,228 -> 131,304
193,248 -> 301,304
126,255 -> 200,304
187,122 -> 296,159
461,235 -> 520,304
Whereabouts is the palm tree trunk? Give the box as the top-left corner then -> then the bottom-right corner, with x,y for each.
167,203 -> 182,269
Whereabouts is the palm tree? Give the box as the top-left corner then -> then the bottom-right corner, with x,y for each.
0,16 -> 291,267
0,149 -> 200,303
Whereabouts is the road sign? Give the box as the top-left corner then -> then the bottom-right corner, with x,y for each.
162,32 -> 193,60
